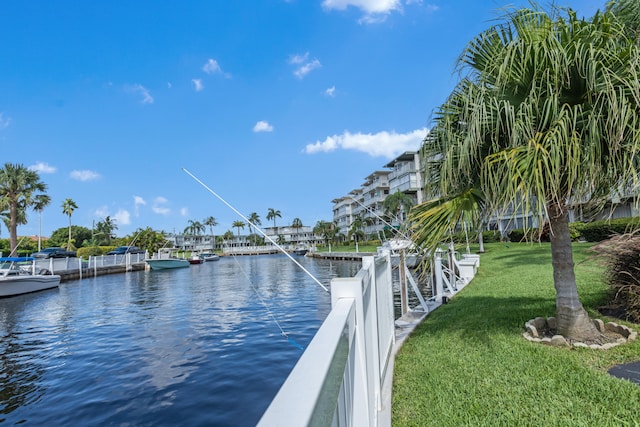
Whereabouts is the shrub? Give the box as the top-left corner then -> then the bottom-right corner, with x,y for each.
579,217 -> 640,242
77,246 -> 105,258
590,233 -> 640,322
481,231 -> 502,243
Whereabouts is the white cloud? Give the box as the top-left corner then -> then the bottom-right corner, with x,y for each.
29,162 -> 56,174
289,52 -> 310,65
322,0 -> 400,13
325,86 -> 336,97
152,197 -> 171,215
294,59 -> 321,79
134,195 -> 146,216
253,120 -> 274,132
202,58 -> 222,74
288,52 -> 321,79
322,0 -> 404,23
129,84 -> 154,104
0,113 -> 11,129
192,79 -> 204,92
305,128 -> 428,159
114,209 -> 131,225
70,170 -> 100,181
180,207 -> 189,216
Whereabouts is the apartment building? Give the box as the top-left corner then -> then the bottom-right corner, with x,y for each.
332,152 -> 423,240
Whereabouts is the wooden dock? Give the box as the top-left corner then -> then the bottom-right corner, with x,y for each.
56,262 -> 148,282
306,252 -> 376,261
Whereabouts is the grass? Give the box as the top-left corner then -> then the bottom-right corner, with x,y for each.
392,242 -> 640,426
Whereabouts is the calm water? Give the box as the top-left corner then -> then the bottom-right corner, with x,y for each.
0,254 -> 361,426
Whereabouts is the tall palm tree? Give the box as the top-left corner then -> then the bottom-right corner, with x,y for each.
348,215 -> 371,252
203,216 -> 218,249
382,191 -> 415,231
247,212 -> 261,246
232,220 -> 245,237
95,216 -> 117,246
266,208 -> 281,231
62,198 -> 78,249
0,163 -> 49,254
314,220 -> 337,251
291,217 -> 303,245
410,4 -> 640,342
184,219 -> 205,236
33,194 -> 51,251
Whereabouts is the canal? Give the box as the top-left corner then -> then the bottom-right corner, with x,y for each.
0,254 -> 362,426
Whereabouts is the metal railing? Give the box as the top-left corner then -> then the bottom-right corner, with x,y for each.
32,253 -> 147,274
258,252 -> 394,427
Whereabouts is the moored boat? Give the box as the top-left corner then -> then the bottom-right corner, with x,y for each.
146,249 -> 190,270
292,246 -> 308,256
201,253 -> 220,261
189,254 -> 204,265
0,257 -> 61,297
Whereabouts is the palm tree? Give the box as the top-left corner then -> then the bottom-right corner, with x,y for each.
62,198 -> 78,249
608,0 -> 640,44
348,215 -> 369,253
203,216 -> 218,249
232,220 -> 245,237
0,164 -> 49,254
382,191 -> 415,231
247,212 -> 261,246
314,220 -> 337,251
291,217 -> 303,245
95,216 -> 117,246
223,230 -> 235,243
184,219 -> 205,236
410,4 -> 640,342
33,194 -> 51,251
266,208 -> 281,231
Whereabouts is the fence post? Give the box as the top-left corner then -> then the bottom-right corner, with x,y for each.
331,272 -> 372,425
434,249 -> 444,301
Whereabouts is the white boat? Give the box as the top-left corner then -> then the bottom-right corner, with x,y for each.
0,257 -> 61,297
378,238 -> 422,268
292,246 -> 308,256
189,254 -> 204,265
146,249 -> 190,270
200,253 -> 220,261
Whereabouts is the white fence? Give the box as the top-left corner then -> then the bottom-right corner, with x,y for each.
31,253 -> 147,275
258,252 -> 395,427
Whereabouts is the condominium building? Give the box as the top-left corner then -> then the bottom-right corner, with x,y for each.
332,152 -> 423,240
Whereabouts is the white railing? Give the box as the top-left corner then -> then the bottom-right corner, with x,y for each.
32,253 -> 147,274
258,252 -> 394,427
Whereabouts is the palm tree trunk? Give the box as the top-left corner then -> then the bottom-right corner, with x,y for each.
9,204 -> 18,255
548,203 -> 599,341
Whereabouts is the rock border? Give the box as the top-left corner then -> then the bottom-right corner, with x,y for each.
523,316 -> 638,349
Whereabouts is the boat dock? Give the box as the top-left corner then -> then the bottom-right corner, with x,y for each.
306,251 -> 376,261
55,263 -> 148,282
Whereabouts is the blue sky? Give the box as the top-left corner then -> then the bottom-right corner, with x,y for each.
1,0 -> 602,239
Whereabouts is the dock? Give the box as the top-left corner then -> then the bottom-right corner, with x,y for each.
305,251 -> 376,261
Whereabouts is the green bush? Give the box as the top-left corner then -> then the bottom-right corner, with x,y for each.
578,217 -> 640,242
77,246 -> 105,258
481,230 -> 502,243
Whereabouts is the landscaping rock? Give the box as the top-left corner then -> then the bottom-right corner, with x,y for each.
550,335 -> 569,347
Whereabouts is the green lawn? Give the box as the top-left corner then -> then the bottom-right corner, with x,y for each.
392,242 -> 640,426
